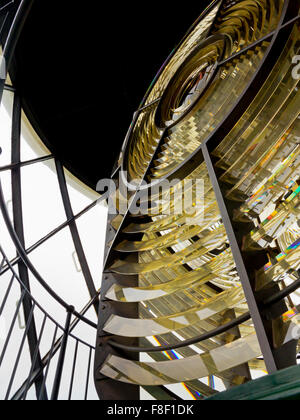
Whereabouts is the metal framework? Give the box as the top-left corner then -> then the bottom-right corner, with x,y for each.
1,0 -> 300,401
95,0 -> 300,401
0,0 -> 102,400
0,1 -> 184,400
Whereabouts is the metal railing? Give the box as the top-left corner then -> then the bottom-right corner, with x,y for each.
0,0 -> 103,400
0,246 -> 98,400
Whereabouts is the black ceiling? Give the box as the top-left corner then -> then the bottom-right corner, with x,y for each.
12,1 -> 210,190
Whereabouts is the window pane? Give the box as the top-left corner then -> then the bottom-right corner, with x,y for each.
28,227 -> 91,315
76,202 -> 107,290
0,170 -> 17,260
64,168 -> 98,216
0,90 -> 13,167
21,114 -> 50,161
21,160 -> 66,247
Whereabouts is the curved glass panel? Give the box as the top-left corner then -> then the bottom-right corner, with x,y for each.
126,0 -> 284,183
100,334 -> 261,385
125,3 -> 222,183
144,3 -> 222,106
104,287 -> 245,337
106,248 -> 237,302
98,0 -> 300,399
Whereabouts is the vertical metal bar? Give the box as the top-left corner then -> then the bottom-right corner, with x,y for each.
68,340 -> 79,400
22,314 -> 47,400
84,347 -> 92,401
55,160 -> 98,312
4,302 -> 35,400
202,143 -> 278,373
38,325 -> 58,401
2,0 -> 34,70
0,275 -> 15,315
51,307 -> 74,401
11,93 -> 48,399
0,256 -> 6,271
